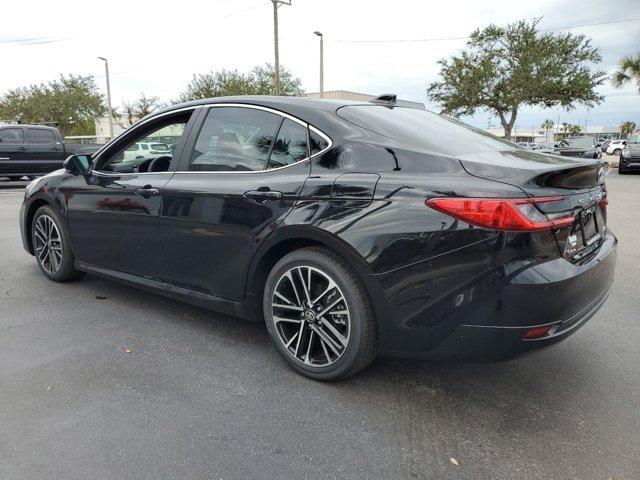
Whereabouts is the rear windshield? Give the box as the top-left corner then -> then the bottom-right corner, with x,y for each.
151,143 -> 169,151
336,105 -> 519,156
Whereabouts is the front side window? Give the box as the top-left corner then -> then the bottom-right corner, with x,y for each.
98,112 -> 192,173
0,128 -> 24,143
28,129 -> 55,144
188,107 -> 281,172
268,118 -> 309,169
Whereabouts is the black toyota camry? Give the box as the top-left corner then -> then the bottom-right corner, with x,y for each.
19,95 -> 617,380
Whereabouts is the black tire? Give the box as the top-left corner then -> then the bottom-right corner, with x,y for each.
263,246 -> 377,381
614,149 -> 622,156
618,167 -> 627,175
31,205 -> 84,282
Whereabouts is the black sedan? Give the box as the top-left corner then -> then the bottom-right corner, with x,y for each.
554,136 -> 602,159
19,96 -> 617,380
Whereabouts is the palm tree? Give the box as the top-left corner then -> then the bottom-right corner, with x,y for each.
561,122 -> 570,138
612,53 -> 640,93
541,119 -> 554,141
569,124 -> 581,136
621,121 -> 637,138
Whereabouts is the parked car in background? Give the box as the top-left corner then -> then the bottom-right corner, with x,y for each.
536,141 -> 559,153
0,125 -> 100,180
19,96 -> 616,380
554,136 -> 601,159
619,134 -> 640,174
122,142 -> 172,161
606,139 -> 627,155
517,142 -> 541,150
601,140 -> 612,153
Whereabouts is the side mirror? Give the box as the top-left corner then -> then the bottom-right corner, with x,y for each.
63,154 -> 92,175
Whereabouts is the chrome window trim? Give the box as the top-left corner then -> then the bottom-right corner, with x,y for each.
91,170 -> 171,177
93,102 -> 333,176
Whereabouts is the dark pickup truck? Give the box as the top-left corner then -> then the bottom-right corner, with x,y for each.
0,124 -> 101,179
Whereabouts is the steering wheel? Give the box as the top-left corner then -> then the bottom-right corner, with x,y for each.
148,156 -> 172,172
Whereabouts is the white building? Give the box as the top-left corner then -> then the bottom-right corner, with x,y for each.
485,125 -> 627,143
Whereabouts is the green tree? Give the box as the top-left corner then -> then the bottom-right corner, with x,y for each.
620,121 -> 637,137
176,64 -> 304,102
248,64 -> 304,96
0,74 -> 106,136
120,93 -> 164,126
427,19 -> 605,140
612,53 -> 640,93
542,119 -> 554,140
569,124 -> 581,136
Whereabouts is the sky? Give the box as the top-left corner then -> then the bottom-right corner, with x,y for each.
1,0 -> 638,130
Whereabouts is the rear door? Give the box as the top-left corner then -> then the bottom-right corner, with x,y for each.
159,104 -> 313,301
0,127 -> 28,177
26,128 -> 66,174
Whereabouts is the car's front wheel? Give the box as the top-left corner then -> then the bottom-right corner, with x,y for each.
614,148 -> 622,156
31,205 -> 84,282
263,247 -> 377,380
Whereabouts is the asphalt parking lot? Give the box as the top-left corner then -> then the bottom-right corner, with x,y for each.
1,170 -> 639,480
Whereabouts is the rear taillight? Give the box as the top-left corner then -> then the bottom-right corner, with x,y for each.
425,196 -> 575,232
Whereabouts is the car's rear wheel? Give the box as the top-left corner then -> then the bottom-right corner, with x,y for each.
31,205 -> 84,282
614,148 -> 622,155
263,247 -> 377,380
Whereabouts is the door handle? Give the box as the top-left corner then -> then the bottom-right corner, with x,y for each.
17,146 -> 27,151
134,186 -> 161,198
52,147 -> 61,151
243,189 -> 283,203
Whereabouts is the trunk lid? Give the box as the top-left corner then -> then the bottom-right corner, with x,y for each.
459,149 -> 608,262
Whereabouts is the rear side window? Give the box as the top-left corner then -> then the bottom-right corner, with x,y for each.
268,118 -> 309,169
28,128 -> 55,144
0,128 -> 24,143
337,105 -> 519,156
310,130 -> 329,155
189,107 -> 281,172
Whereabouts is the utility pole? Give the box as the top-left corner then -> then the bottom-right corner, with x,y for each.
271,0 -> 291,96
314,31 -> 324,98
98,57 -> 113,139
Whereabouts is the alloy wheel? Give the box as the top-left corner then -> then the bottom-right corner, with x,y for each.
33,215 -> 63,275
271,265 -> 351,367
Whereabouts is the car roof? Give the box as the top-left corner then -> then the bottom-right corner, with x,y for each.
147,95 -> 386,132
0,124 -> 58,130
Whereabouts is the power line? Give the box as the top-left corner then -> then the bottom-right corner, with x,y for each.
332,17 -> 640,43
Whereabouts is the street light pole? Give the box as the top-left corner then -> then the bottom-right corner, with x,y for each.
98,57 -> 113,139
271,0 -> 291,96
314,31 -> 324,98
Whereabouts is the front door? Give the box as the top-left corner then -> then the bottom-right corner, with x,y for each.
160,105 -> 313,300
64,109 -> 198,280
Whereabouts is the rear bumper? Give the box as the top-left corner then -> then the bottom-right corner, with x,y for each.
364,231 -> 617,360
424,280 -> 612,362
